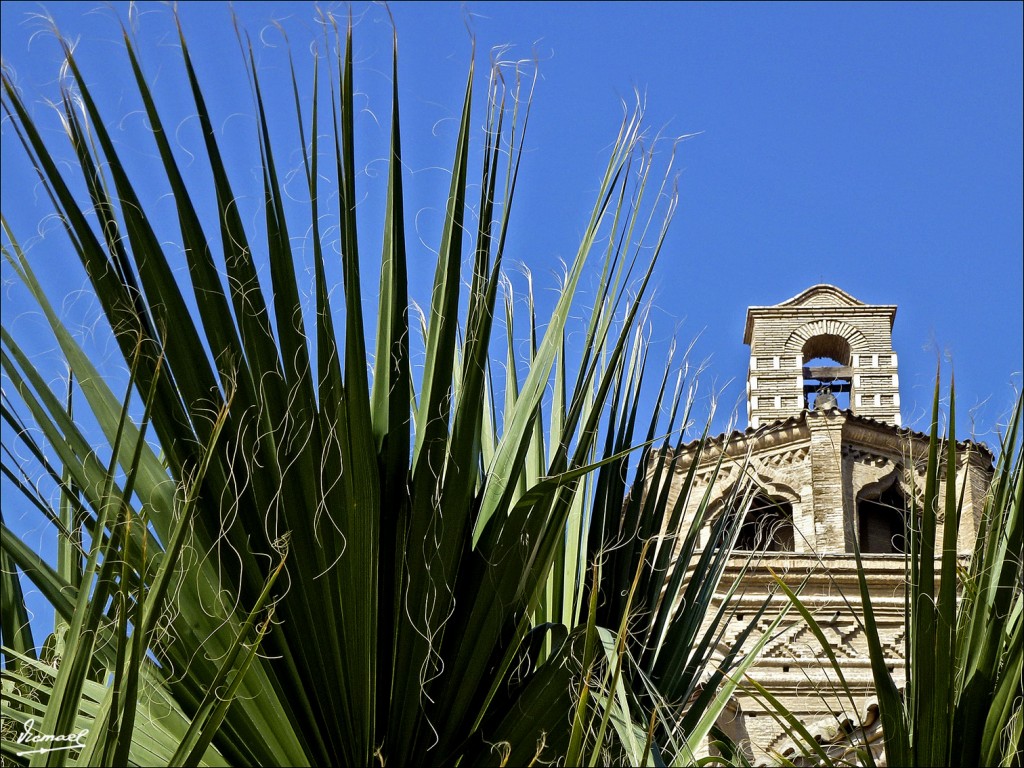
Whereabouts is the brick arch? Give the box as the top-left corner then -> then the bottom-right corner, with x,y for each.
857,467 -> 897,501
855,465 -> 922,504
707,473 -> 802,519
785,319 -> 869,355
748,462 -> 804,503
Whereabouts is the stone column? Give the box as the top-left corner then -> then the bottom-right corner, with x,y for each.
807,409 -> 848,553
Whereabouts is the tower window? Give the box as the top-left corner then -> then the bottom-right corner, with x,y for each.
734,494 -> 795,552
858,484 -> 907,553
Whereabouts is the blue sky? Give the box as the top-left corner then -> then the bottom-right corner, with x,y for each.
2,0 -> 1022,450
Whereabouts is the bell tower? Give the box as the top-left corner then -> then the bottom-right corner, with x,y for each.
743,284 -> 900,428
653,283 -> 994,763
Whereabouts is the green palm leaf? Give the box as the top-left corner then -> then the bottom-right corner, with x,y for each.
1,9 -> 761,766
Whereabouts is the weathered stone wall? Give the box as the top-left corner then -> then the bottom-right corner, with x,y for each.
659,412 -> 990,558
653,409 -> 993,763
707,554 -> 907,764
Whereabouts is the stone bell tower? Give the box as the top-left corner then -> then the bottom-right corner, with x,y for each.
652,284 -> 994,764
744,285 -> 900,428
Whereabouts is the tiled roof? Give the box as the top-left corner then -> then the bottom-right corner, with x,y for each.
668,408 -> 995,464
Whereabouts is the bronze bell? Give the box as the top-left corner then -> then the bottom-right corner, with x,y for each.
814,385 -> 838,411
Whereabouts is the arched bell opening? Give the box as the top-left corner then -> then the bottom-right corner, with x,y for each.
802,334 -> 853,411
857,483 -> 908,554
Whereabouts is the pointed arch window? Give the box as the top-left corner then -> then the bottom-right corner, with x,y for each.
858,484 -> 908,553
734,494 -> 795,552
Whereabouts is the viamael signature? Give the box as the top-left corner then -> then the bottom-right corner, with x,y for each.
15,718 -> 89,757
